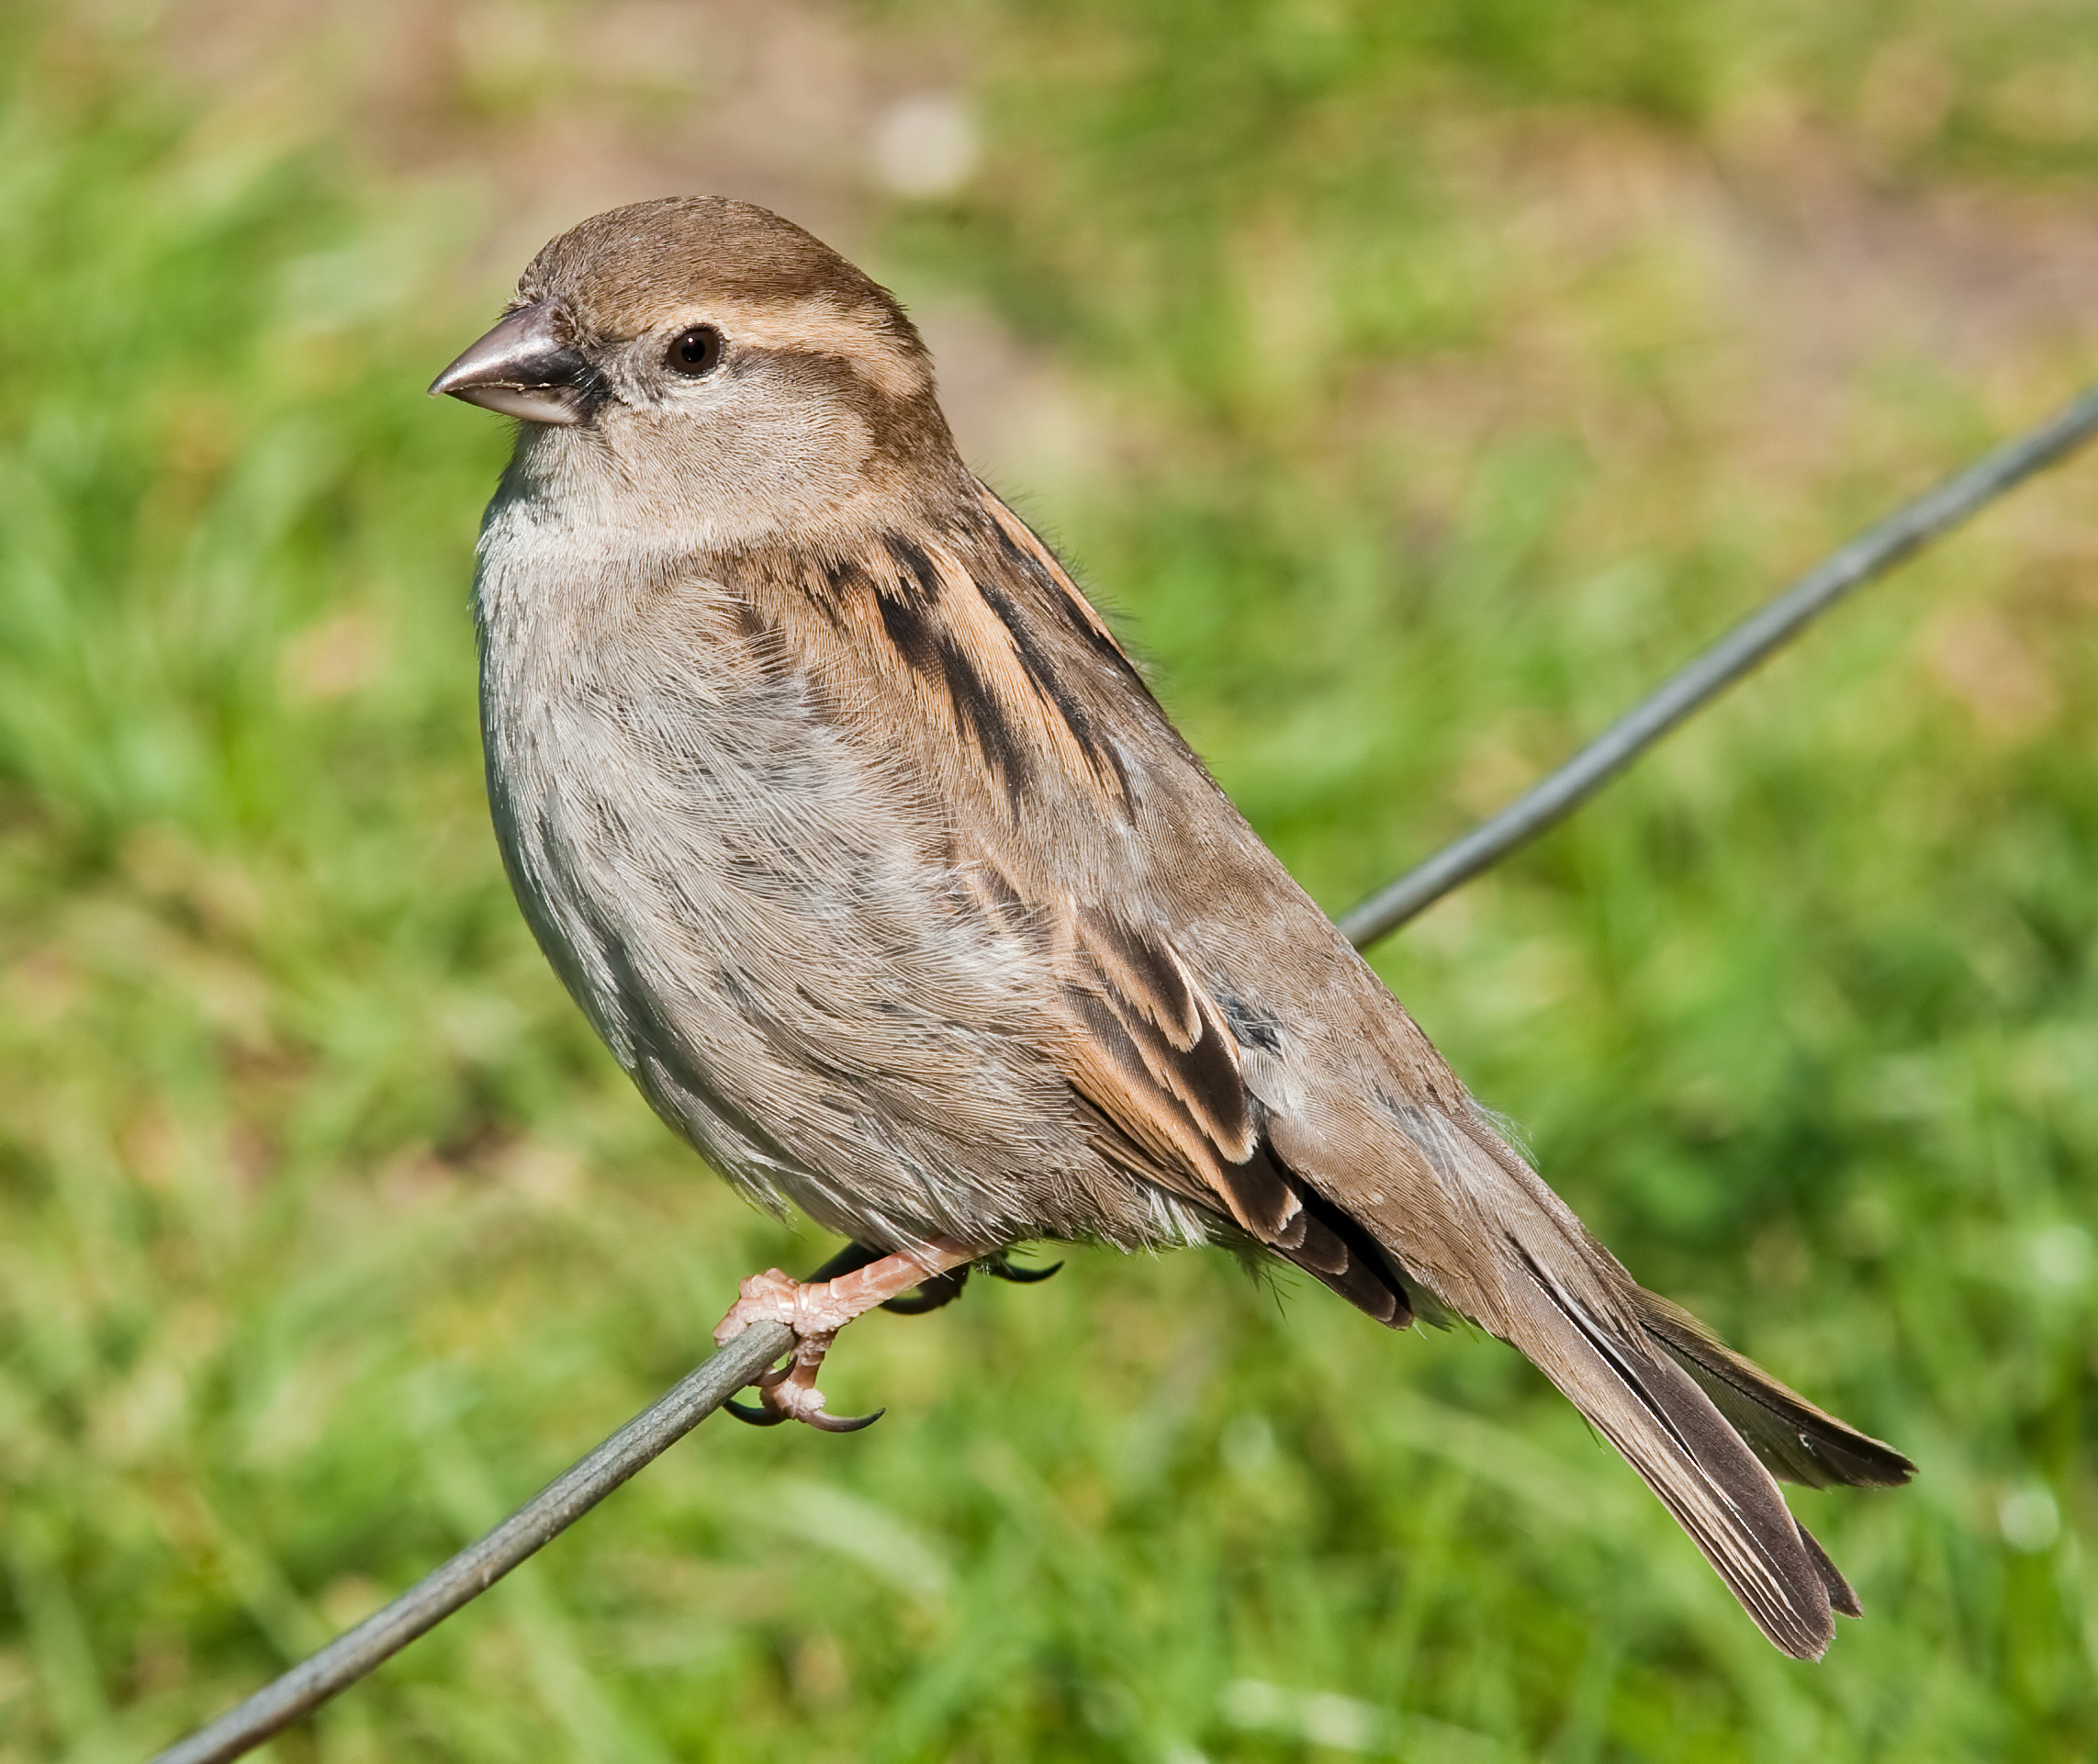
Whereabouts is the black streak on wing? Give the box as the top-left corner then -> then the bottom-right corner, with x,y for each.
883,533 -> 944,603
820,523 -> 1136,808
979,508 -> 1146,681
1275,1164 -> 1412,1326
1063,919 -> 1411,1327
1168,1011 -> 1258,1152
871,564 -> 1032,803
814,553 -> 869,624
1069,983 -> 1282,1237
1217,991 -> 1285,1055
1075,914 -> 1397,1313
1069,987 -> 1193,1166
871,576 -> 941,671
975,575 -> 1131,797
1204,1136 -> 1296,1242
1083,910 -> 1202,1045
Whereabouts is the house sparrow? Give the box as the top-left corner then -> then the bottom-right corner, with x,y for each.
430,196 -> 1912,1660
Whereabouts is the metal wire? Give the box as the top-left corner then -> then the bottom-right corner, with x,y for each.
146,1321 -> 794,1764
142,386 -> 2098,1763
1337,384 -> 2098,949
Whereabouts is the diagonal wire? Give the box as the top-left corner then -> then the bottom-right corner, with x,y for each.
142,384 -> 2098,1764
1338,384 -> 2098,949
145,1322 -> 793,1764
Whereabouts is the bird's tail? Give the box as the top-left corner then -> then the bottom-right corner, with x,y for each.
1354,1106 -> 1913,1659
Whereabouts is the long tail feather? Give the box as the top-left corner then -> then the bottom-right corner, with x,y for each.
1635,1293 -> 1913,1489
1319,1103 -> 1912,1658
1501,1236 -> 1846,1658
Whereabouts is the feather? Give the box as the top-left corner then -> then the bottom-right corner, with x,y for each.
1635,1293 -> 1914,1489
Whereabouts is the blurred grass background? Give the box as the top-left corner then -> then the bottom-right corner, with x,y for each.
4,1 -> 2098,1758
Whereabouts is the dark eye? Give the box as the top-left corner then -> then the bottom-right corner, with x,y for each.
666,324 -> 724,376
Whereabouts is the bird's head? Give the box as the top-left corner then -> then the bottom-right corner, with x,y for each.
431,197 -> 962,547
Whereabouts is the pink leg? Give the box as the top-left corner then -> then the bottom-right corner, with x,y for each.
712,1238 -> 977,1431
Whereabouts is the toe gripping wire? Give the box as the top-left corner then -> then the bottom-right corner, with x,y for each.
723,1243 -> 1062,1428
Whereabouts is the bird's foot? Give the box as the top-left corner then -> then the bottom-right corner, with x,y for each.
984,1251 -> 1064,1286
714,1239 -> 975,1431
735,1351 -> 880,1433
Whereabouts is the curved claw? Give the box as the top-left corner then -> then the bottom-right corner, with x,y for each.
881,1267 -> 970,1315
986,1255 -> 1064,1285
804,1405 -> 885,1433
735,1358 -> 886,1431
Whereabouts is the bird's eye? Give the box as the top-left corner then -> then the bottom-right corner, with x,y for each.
666,325 -> 724,376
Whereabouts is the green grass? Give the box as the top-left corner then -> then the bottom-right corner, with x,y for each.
4,3 -> 2098,1758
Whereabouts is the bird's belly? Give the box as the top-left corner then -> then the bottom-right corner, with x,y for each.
478,649 -> 1128,1250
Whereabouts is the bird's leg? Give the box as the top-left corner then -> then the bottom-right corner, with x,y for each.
875,1249 -> 1062,1309
713,1236 -> 977,1432
876,1264 -> 970,1315
872,1246 -> 1063,1310
798,1241 -> 974,1315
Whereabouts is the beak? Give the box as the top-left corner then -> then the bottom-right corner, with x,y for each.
428,302 -> 601,424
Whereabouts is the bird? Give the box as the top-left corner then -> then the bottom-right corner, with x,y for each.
429,194 -> 1913,1661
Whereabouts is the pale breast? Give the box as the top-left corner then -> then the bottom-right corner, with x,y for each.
470,493 -> 1212,1254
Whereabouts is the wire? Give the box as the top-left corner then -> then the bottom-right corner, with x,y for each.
146,1322 -> 793,1764
1337,384 -> 2098,949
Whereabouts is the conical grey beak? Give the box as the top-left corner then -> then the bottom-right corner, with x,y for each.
428,302 -> 602,425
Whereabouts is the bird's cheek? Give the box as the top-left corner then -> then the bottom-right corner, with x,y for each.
718,402 -> 874,489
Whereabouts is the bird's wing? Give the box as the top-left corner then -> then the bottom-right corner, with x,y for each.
750,482 -> 1411,1320
1050,900 -> 1413,1324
